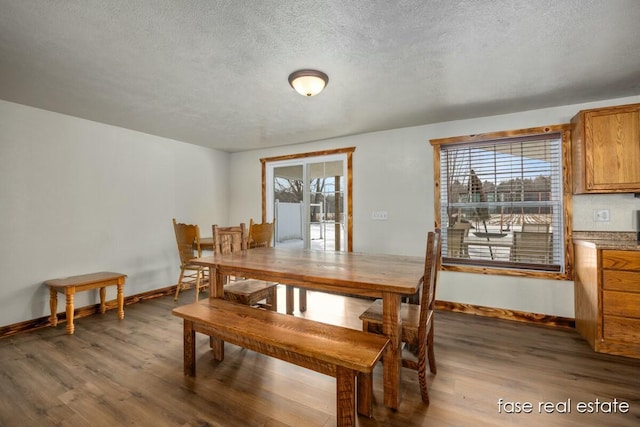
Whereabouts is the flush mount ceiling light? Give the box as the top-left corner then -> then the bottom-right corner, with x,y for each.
288,69 -> 329,96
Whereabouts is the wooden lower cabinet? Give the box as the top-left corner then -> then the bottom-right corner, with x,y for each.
574,244 -> 640,358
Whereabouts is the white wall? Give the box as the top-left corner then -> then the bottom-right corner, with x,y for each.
0,100 -> 230,326
4,94 -> 639,327
229,94 -> 640,318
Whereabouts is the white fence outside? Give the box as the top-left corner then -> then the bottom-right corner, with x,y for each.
274,201 -> 303,242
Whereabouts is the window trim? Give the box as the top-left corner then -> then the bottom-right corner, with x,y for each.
430,125 -> 573,280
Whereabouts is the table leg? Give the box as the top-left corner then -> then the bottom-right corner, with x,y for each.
48,288 -> 58,326
209,266 -> 224,360
382,292 -> 402,410
210,266 -> 224,298
184,320 -> 196,376
99,287 -> 107,314
286,285 -> 294,314
117,282 -> 124,319
299,288 -> 307,312
65,288 -> 76,335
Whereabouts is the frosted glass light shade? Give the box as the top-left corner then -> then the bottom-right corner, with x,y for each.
288,70 -> 329,96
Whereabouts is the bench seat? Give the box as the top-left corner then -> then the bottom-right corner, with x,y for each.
45,271 -> 126,335
172,298 -> 389,427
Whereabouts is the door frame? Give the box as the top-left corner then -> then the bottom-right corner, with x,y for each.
260,147 -> 355,252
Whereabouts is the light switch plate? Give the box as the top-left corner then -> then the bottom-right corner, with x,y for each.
371,210 -> 388,220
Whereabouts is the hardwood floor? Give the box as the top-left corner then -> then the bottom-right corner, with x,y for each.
1,288 -> 638,426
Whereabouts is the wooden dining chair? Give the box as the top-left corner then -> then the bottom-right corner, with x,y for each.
212,223 -> 278,310
172,218 -> 208,301
358,229 -> 442,404
247,218 -> 307,314
247,218 -> 275,248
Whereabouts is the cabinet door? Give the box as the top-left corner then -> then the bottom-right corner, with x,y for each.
585,105 -> 640,191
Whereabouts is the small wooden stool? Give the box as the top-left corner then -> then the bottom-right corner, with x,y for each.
45,272 -> 127,334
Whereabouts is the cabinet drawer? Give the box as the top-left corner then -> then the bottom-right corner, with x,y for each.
603,315 -> 640,342
602,250 -> 640,270
603,291 -> 640,318
602,269 -> 640,292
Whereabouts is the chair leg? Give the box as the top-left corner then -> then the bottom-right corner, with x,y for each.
174,268 -> 186,301
418,343 -> 430,404
200,269 -> 209,297
266,288 -> 277,311
194,268 -> 202,302
427,323 -> 437,374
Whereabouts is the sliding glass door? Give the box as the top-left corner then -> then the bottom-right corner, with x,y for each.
307,159 -> 345,251
265,152 -> 349,251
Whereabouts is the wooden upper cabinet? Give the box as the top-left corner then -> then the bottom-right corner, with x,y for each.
571,103 -> 640,193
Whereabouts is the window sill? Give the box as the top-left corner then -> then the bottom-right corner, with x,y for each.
441,263 -> 571,280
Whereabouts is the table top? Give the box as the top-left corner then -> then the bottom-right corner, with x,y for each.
191,247 -> 424,297
199,237 -> 214,249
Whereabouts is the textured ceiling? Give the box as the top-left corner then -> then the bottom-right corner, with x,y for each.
1,0 -> 640,153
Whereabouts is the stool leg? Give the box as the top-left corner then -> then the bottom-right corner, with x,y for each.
48,288 -> 58,327
65,288 -> 75,334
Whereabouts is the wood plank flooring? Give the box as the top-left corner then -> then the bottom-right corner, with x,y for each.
1,288 -> 638,426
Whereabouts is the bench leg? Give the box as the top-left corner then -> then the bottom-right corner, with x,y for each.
383,293 -> 403,409
99,287 -> 107,314
116,282 -> 125,319
184,320 -> 196,376
336,366 -> 356,427
49,288 -> 58,327
209,336 -> 224,361
65,288 -> 75,334
357,372 -> 373,417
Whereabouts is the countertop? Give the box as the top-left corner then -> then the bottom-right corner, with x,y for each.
572,231 -> 640,251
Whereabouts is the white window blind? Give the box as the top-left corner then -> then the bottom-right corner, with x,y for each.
439,133 -> 564,272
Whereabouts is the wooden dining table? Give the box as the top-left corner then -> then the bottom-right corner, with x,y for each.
198,236 -> 215,251
190,247 -> 424,410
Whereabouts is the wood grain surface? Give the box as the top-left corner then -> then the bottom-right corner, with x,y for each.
1,289 -> 638,426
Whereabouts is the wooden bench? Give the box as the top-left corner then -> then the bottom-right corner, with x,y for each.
45,271 -> 127,335
172,299 -> 389,427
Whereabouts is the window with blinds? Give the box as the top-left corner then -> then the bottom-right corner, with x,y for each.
437,132 -> 564,272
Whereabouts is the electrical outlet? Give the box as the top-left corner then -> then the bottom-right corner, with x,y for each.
371,210 -> 388,220
593,209 -> 610,222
